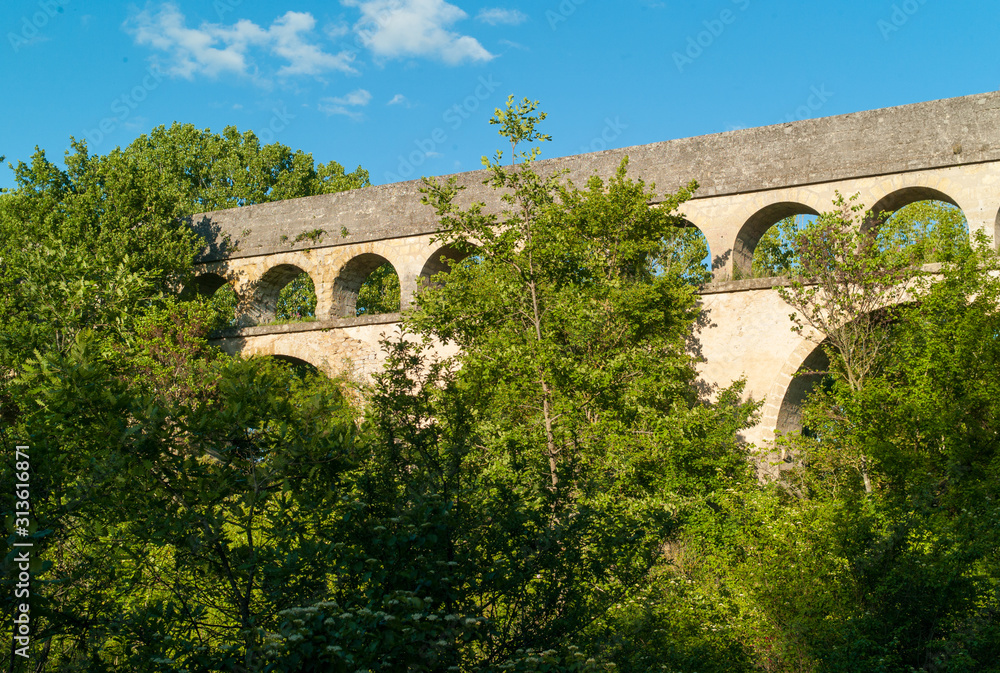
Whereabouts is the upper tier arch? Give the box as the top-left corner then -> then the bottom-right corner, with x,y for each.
182,272 -> 231,298
869,186 -> 960,217
332,253 -> 400,317
248,263 -> 315,325
733,202 -> 821,274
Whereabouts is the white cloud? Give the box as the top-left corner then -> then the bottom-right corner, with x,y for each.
124,3 -> 356,81
387,93 -> 410,106
124,4 -> 257,78
476,8 -> 528,26
319,88 -> 373,119
269,12 -> 355,76
343,0 -> 493,64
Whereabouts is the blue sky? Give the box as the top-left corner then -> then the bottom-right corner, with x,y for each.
2,0 -> 999,190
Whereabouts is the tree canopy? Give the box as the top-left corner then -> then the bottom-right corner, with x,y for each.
2,108 -> 999,673
0,124 -> 369,671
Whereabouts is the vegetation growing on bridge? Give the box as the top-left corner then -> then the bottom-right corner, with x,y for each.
1,106 -> 999,673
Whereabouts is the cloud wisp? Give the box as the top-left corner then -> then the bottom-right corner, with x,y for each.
476,8 -> 528,26
319,88 -> 373,119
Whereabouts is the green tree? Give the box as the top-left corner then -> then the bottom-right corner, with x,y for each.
0,305 -> 363,671
674,206 -> 999,673
352,96 -> 759,668
275,273 -> 318,322
0,122 -> 368,362
0,125 -> 370,671
752,214 -> 815,277
720,241 -> 1000,672
778,194 -> 917,394
774,194 -> 967,493
355,262 -> 401,315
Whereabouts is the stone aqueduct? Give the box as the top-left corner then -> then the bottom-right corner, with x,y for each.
191,91 -> 1000,448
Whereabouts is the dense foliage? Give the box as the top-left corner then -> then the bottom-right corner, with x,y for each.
685,241 -> 1000,672
2,104 -> 999,673
0,124 -> 370,671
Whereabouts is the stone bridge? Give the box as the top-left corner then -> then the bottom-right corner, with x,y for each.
193,91 -> 1000,449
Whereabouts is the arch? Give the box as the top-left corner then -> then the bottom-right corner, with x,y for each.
332,253 -> 401,317
867,186 -> 960,223
182,272 -> 241,329
754,333 -> 829,455
665,219 -> 712,282
775,343 -> 830,436
994,204 -> 1000,247
866,187 -> 971,264
248,264 -> 316,325
182,272 -> 230,298
269,354 -> 323,378
234,341 -> 334,377
417,243 -> 478,293
734,202 -> 820,275
764,292 -> 917,445
273,271 -> 318,323
419,244 -> 472,283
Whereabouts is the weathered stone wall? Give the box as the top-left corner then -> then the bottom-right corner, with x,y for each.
212,315 -> 460,383
192,91 -> 1000,264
